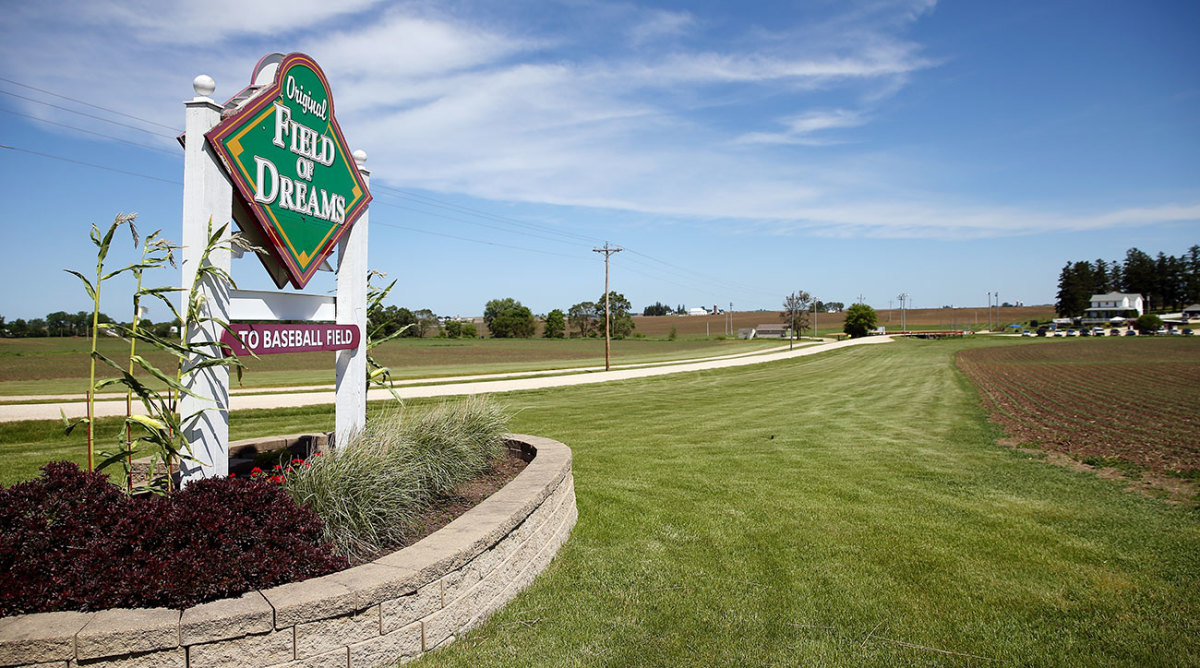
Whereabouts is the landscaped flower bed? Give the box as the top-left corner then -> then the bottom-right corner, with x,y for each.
0,461 -> 346,616
0,398 -> 516,617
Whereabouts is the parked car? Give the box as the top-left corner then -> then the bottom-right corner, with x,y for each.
1184,328 -> 1194,336
1124,329 -> 1138,336
1110,328 -> 1121,336
1036,326 -> 1049,337
1066,329 -> 1079,337
1021,331 -> 1032,337
1092,327 -> 1106,336
1156,328 -> 1169,336
1054,330 -> 1065,337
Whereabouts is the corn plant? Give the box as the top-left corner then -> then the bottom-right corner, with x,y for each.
66,216 -> 251,493
365,271 -> 411,403
63,213 -> 138,471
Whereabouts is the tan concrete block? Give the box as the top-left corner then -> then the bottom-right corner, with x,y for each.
420,593 -> 470,653
325,563 -> 419,610
295,607 -> 377,659
180,591 -> 273,646
76,609 -> 179,661
14,661 -> 68,668
379,583 -> 440,635
465,566 -> 516,630
185,630 -> 292,668
267,648 -> 347,668
68,647 -> 186,667
0,610 -> 92,666
346,622 -> 421,668
262,576 -> 357,629
438,565 -> 481,609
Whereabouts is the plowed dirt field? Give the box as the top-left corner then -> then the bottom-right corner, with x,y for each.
957,338 -> 1200,476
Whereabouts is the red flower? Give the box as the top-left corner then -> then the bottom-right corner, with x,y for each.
251,467 -> 263,475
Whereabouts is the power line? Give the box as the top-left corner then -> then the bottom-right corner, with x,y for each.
371,189 -> 593,249
0,76 -> 181,131
370,218 -> 579,259
0,143 -> 181,185
374,184 -> 604,245
0,88 -> 179,139
0,106 -> 179,156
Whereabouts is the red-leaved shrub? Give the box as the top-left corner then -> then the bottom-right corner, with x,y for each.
0,462 -> 347,616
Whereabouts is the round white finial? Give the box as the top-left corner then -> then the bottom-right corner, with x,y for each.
353,149 -> 367,166
193,75 -> 216,97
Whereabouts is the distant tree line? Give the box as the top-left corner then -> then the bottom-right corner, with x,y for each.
0,311 -> 178,339
1055,245 -> 1200,316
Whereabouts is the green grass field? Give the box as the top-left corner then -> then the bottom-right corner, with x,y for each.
0,336 -> 778,397
3,337 -> 1196,665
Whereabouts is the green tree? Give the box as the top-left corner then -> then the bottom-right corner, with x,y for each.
1135,313 -> 1163,333
543,309 -> 566,338
412,309 -> 439,338
1055,261 -> 1094,317
642,301 -> 672,316
368,304 -> 417,338
598,291 -> 634,339
843,303 -> 878,338
568,302 -> 597,338
488,304 -> 536,338
780,291 -> 811,341
483,297 -> 519,332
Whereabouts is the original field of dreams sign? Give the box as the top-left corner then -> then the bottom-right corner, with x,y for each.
206,53 -> 371,289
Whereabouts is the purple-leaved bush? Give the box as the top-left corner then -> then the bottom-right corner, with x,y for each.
0,462 -> 347,616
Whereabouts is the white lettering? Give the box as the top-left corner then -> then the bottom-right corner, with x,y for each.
272,103 -> 292,149
318,135 -> 335,166
279,178 -> 295,211
253,157 -> 279,204
285,75 -> 328,121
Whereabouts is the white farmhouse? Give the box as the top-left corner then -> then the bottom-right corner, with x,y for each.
1083,292 -> 1144,324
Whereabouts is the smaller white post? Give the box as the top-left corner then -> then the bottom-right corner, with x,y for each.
179,75 -> 233,485
335,150 -> 370,447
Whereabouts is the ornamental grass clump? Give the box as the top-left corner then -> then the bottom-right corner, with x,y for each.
283,397 -> 509,562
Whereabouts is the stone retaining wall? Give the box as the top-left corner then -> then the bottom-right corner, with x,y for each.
0,434 -> 576,668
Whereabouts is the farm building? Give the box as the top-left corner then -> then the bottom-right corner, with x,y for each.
1082,292 -> 1143,325
754,324 -> 789,338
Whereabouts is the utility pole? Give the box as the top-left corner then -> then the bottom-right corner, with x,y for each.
593,243 -> 622,371
812,297 -> 818,340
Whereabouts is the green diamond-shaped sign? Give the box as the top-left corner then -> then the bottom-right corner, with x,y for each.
206,53 -> 371,289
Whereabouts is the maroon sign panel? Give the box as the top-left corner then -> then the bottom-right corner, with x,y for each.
221,323 -> 360,356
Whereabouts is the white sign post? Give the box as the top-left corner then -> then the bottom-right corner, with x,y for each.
179,59 -> 370,484
335,151 -> 369,446
179,75 -> 233,486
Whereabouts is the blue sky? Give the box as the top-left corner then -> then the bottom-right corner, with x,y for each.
1,0 -> 1197,321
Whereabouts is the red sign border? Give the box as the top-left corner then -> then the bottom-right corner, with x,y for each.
205,53 -> 372,289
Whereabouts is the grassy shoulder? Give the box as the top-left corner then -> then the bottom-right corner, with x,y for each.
0,336 -> 779,397
3,337 -> 1196,665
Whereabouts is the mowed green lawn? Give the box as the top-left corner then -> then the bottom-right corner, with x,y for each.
0,336 -> 778,397
2,337 -> 1196,665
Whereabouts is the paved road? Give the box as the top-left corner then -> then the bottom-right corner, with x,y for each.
0,337 -> 891,422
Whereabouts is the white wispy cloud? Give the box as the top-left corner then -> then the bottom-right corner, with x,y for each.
1,0 -> 1193,243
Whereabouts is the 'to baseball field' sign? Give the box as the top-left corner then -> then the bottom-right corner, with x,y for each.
206,53 -> 371,289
